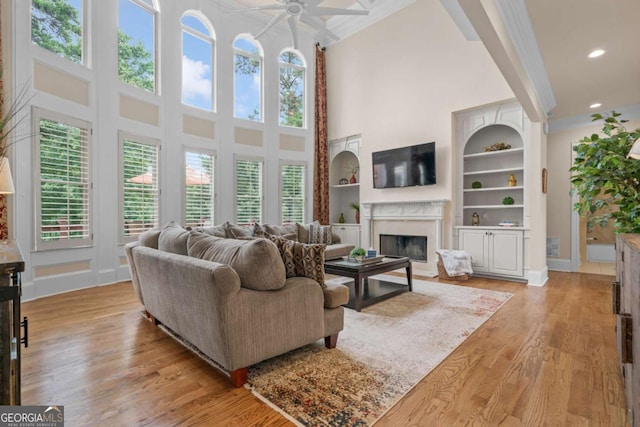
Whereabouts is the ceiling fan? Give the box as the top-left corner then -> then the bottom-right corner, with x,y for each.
228,1 -> 370,49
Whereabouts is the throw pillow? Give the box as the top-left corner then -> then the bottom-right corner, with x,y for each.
158,222 -> 190,255
193,224 -> 227,238
139,228 -> 161,249
309,223 -> 333,244
291,242 -> 326,287
187,231 -> 286,291
256,231 -> 297,278
263,223 -> 297,237
295,220 -> 320,243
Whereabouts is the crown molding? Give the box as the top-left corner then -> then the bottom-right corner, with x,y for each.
324,0 -> 415,46
548,103 -> 640,133
494,0 -> 556,116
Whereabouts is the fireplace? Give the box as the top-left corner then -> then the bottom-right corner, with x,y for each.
380,234 -> 428,261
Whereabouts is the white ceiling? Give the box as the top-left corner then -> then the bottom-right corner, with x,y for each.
233,0 -> 640,124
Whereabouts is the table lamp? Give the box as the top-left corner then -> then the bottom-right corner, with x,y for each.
0,157 -> 15,194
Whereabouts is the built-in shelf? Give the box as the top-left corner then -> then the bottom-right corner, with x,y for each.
463,205 -> 524,209
463,167 -> 523,176
331,183 -> 360,188
464,186 -> 523,192
463,147 -> 524,159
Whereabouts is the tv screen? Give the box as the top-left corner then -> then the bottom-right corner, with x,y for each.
372,142 -> 436,189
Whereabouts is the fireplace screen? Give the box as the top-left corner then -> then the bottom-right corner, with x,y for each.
380,234 -> 427,261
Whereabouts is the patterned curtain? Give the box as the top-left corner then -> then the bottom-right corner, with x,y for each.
313,44 -> 329,224
0,0 -> 7,240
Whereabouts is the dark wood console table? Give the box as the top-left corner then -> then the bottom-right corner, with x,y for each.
0,241 -> 26,405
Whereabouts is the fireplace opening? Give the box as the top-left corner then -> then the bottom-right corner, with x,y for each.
380,234 -> 427,261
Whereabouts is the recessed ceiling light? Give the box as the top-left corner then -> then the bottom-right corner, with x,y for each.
590,103 -> 602,109
588,49 -> 605,58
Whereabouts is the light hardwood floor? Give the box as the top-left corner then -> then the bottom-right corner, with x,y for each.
21,272 -> 628,426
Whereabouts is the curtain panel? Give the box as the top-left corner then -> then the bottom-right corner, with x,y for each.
313,44 -> 329,224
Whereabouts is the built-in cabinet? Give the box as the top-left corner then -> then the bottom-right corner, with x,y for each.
329,135 -> 361,247
455,101 -> 530,281
458,228 -> 523,277
614,233 -> 640,426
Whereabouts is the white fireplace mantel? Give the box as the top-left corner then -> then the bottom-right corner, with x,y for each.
360,200 -> 449,264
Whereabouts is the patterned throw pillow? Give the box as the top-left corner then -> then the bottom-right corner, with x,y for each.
309,223 -> 332,244
295,220 -> 319,243
291,242 -> 326,287
256,230 -> 297,277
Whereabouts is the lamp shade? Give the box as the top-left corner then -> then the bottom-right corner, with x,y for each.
629,139 -> 640,160
0,157 -> 15,194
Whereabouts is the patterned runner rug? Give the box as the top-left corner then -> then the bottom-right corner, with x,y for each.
246,276 -> 513,426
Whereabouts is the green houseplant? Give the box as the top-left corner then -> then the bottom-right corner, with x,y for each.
570,112 -> 640,233
350,202 -> 360,224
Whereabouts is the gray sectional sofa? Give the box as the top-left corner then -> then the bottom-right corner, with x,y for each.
125,222 -> 351,387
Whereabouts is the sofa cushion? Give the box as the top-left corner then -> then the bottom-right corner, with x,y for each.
187,231 -> 286,291
323,281 -> 350,308
193,224 -> 227,238
263,223 -> 297,237
296,221 -> 320,243
224,221 -> 263,238
257,232 -> 297,277
309,223 -> 332,244
139,228 -> 161,249
158,222 -> 190,255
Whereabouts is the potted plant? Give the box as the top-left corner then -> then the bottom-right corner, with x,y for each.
570,112 -> 640,233
350,202 -> 360,224
349,247 -> 366,262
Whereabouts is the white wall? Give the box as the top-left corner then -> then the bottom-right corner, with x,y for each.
6,0 -> 317,300
325,0 -> 514,247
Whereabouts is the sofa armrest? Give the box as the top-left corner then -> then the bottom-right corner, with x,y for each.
323,282 -> 349,308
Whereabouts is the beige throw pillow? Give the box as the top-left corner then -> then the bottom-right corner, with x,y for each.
309,223 -> 333,244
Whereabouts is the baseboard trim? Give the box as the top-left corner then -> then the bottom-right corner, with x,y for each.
527,266 -> 549,287
547,258 -> 571,272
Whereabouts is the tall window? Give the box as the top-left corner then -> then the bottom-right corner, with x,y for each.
233,37 -> 262,122
235,158 -> 263,224
34,109 -> 92,250
184,150 -> 215,228
279,51 -> 305,128
120,133 -> 160,240
182,13 -> 215,111
281,163 -> 306,224
118,0 -> 157,93
31,0 -> 84,64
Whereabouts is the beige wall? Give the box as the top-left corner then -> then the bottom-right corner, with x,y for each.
326,0 -> 514,211
547,117 -> 640,260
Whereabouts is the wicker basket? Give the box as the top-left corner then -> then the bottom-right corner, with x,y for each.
437,254 -> 469,281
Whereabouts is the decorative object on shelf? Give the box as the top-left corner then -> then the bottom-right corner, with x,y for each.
350,202 -> 360,224
541,168 -> 547,194
348,247 -> 366,262
484,142 -> 512,152
499,221 -> 519,227
339,178 -> 348,185
508,174 -> 517,187
502,196 -> 515,205
344,161 -> 359,184
338,213 -> 345,224
349,174 -> 357,184
471,212 -> 480,226
570,112 -> 640,233
471,181 -> 482,189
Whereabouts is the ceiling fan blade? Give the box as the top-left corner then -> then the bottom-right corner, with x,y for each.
226,4 -> 285,14
299,14 -> 340,40
254,12 -> 288,39
306,6 -> 369,16
287,16 -> 299,50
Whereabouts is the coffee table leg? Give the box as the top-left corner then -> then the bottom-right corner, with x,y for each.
406,262 -> 413,292
355,274 -> 362,312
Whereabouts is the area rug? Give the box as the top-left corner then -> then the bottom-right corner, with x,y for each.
246,275 -> 513,426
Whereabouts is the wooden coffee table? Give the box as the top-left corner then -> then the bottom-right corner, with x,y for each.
324,256 -> 412,312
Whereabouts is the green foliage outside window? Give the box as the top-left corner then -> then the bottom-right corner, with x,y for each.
31,0 -> 83,63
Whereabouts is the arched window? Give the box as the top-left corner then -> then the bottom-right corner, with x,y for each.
181,13 -> 215,111
233,36 -> 263,122
31,0 -> 86,65
118,0 -> 158,93
279,51 -> 305,128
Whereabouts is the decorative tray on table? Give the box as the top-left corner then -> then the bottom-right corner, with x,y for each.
342,255 -> 385,265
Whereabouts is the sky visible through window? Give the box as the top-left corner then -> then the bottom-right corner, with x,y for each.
234,38 -> 262,121
182,15 -> 213,111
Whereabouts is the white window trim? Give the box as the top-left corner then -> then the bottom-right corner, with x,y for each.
118,131 -> 161,244
279,160 -> 307,225
181,12 -> 216,112
183,146 -> 216,228
33,107 -> 93,251
233,155 -> 264,225
233,36 -> 264,123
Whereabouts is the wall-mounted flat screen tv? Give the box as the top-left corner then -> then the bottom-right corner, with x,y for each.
372,142 -> 436,189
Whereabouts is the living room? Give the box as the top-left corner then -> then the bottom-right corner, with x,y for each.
1,0 -> 639,425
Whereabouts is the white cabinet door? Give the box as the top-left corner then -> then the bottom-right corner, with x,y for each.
458,228 -> 489,272
333,224 -> 360,247
488,230 -> 523,276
